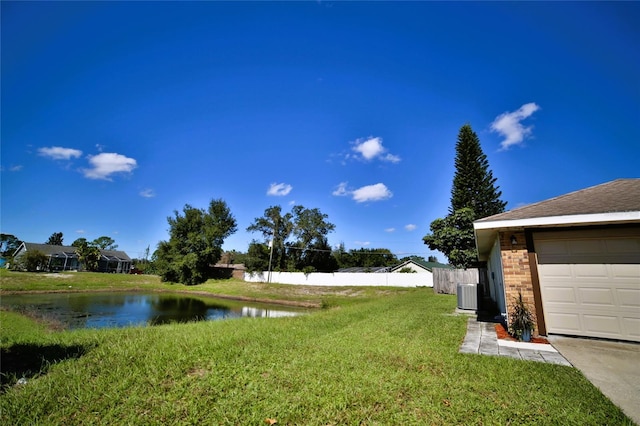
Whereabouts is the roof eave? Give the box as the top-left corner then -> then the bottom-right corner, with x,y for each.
474,211 -> 640,260
475,211 -> 640,230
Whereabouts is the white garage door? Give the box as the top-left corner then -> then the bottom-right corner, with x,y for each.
534,228 -> 640,342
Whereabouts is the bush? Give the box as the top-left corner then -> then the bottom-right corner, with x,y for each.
15,250 -> 48,272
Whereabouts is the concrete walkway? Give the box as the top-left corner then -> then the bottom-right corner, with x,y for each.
549,335 -> 640,425
459,318 -> 571,366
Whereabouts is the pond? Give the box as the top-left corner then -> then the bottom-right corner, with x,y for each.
1,292 -> 305,330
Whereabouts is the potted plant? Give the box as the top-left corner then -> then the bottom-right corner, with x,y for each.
508,292 -> 536,342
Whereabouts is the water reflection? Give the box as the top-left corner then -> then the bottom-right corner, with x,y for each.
241,306 -> 299,318
1,293 -> 303,330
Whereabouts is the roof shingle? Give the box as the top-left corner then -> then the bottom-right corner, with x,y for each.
476,179 -> 640,223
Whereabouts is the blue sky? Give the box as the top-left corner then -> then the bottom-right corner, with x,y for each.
2,1 -> 639,261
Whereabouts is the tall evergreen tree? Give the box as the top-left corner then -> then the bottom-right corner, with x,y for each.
450,124 -> 507,218
424,124 -> 506,268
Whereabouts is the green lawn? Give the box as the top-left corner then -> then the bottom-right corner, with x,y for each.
0,271 -> 632,425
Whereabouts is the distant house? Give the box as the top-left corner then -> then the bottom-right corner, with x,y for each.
389,259 -> 452,274
211,263 -> 246,280
12,242 -> 132,273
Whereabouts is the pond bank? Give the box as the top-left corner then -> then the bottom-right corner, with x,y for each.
0,288 -> 322,309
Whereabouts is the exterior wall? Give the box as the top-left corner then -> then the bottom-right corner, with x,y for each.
211,266 -> 246,279
499,230 -> 539,333
244,271 -> 433,287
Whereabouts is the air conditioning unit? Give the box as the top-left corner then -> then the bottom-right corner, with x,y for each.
457,283 -> 477,310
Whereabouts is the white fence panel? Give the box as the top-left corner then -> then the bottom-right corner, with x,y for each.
244,271 -> 433,287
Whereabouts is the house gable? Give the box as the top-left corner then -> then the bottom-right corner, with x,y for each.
389,259 -> 452,273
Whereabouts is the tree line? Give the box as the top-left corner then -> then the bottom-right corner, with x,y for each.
150,201 -> 428,285
4,123 -> 505,283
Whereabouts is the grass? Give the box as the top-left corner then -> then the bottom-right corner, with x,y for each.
0,270 -> 634,425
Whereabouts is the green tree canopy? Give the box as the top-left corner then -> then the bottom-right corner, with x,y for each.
246,205 -> 293,271
244,240 -> 270,273
423,208 -> 477,268
75,241 -> 101,271
92,236 -> 118,250
246,205 -> 337,272
423,124 -> 506,268
154,199 -> 237,285
288,205 -> 337,272
333,245 -> 398,269
46,232 -> 64,246
71,238 -> 88,248
0,234 -> 22,257
220,250 -> 250,266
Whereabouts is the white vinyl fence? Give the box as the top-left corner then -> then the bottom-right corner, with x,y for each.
244,271 -> 433,287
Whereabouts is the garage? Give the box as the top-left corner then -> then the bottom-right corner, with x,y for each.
534,228 -> 640,342
473,179 -> 640,342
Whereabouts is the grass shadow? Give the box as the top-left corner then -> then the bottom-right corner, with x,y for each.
1,343 -> 92,391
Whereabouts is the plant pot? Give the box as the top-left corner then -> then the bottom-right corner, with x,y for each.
521,328 -> 532,342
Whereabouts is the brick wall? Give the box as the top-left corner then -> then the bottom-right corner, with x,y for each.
499,230 -> 539,332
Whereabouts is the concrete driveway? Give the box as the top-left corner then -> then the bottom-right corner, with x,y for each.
549,336 -> 640,424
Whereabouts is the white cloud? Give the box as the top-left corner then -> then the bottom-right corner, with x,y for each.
332,182 -> 349,196
38,146 -> 83,160
490,102 -> 541,150
82,152 -> 137,180
405,224 -> 417,231
351,137 -> 400,163
139,188 -> 156,198
352,183 -> 393,203
267,182 -> 293,196
76,229 -> 86,234
382,153 -> 401,163
354,240 -> 371,247
385,227 -> 396,233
